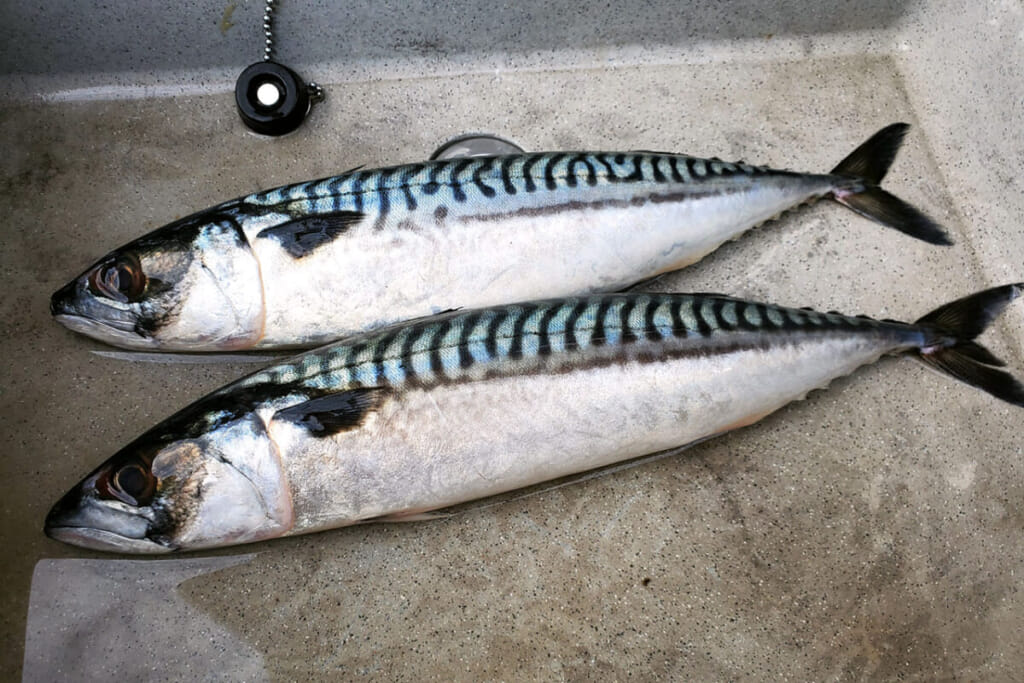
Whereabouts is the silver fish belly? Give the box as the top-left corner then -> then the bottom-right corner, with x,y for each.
44,286 -> 1023,553
50,124 -> 948,351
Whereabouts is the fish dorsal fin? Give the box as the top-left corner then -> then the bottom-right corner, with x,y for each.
256,211 -> 365,258
274,387 -> 390,437
384,307 -> 463,327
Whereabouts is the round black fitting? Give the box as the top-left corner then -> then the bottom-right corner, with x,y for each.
235,61 -> 310,136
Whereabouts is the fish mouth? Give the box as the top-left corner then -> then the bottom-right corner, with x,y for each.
52,313 -> 158,350
44,525 -> 172,554
44,485 -> 170,554
54,311 -> 143,336
50,279 -> 157,348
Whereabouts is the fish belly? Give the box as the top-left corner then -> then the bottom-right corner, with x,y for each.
270,333 -> 886,534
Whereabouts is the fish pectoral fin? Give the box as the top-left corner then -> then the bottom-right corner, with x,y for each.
273,386 -> 391,437
256,210 -> 366,258
366,510 -> 452,523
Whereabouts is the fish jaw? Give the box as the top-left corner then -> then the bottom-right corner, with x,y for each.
50,275 -> 162,349
45,518 -> 172,554
44,470 -> 171,553
52,314 -> 163,350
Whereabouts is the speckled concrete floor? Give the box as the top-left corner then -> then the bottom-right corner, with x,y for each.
3,3 -> 1024,680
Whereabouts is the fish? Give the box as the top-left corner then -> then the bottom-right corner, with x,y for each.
44,284 -> 1023,553
50,124 -> 949,352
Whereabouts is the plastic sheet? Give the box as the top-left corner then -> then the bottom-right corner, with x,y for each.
23,555 -> 265,682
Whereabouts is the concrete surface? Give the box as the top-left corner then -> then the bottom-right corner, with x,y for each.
0,1 -> 914,96
3,0 -> 1024,679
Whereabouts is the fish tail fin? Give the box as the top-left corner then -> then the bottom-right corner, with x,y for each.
829,123 -> 952,246
914,283 -> 1024,406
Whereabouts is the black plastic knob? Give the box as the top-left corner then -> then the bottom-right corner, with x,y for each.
235,61 -> 310,136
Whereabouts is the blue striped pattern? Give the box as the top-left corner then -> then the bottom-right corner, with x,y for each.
241,293 -> 909,394
241,152 -> 774,223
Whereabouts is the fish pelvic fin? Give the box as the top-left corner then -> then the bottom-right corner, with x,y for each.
915,283 -> 1024,407
829,123 -> 952,246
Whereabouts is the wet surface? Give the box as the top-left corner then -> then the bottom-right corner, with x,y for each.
3,50 -> 1023,680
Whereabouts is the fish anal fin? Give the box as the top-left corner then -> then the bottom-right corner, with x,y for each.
713,408 -> 778,434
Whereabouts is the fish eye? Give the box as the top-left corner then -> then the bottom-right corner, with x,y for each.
110,463 -> 155,506
89,254 -> 146,302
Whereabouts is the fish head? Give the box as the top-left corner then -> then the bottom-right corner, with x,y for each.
45,407 -> 294,553
50,209 -> 265,351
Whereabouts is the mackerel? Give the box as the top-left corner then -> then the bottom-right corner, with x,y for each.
50,124 -> 948,351
45,285 -> 1023,553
